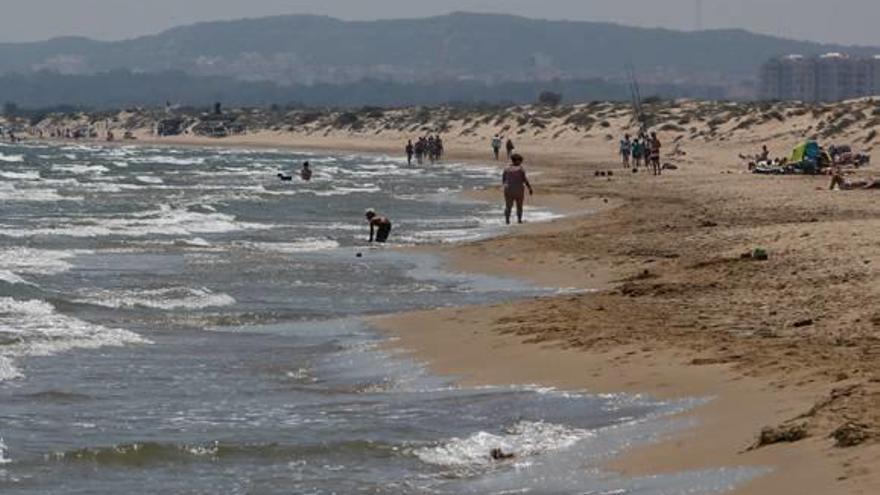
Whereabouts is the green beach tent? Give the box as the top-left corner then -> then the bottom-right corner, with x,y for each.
790,141 -> 820,163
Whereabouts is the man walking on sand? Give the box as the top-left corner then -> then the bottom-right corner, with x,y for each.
649,132 -> 662,176
620,134 -> 631,168
505,138 -> 516,160
492,135 -> 502,160
502,153 -> 533,225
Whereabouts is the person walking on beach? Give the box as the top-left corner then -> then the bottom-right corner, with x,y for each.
427,135 -> 437,164
505,138 -> 516,160
415,137 -> 426,165
365,209 -> 392,243
502,153 -> 533,225
632,138 -> 643,168
491,135 -> 503,160
405,140 -> 414,166
619,134 -> 631,168
300,161 -> 312,182
649,132 -> 662,176
435,135 -> 444,161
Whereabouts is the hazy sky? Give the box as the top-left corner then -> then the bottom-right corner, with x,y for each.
2,0 -> 880,46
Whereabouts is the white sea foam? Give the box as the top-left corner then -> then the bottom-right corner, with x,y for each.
0,183 -> 72,202
312,186 -> 382,197
135,175 -> 164,185
235,239 -> 340,253
415,421 -> 592,468
0,248 -> 84,278
0,170 -> 39,180
52,164 -> 109,175
78,182 -> 136,193
132,156 -> 206,166
174,237 -> 213,248
0,205 -> 268,238
0,356 -> 20,381
0,154 -> 24,163
98,147 -> 137,158
0,271 -> 29,286
399,228 -> 491,244
74,287 -> 235,310
0,438 -> 10,465
0,298 -> 148,382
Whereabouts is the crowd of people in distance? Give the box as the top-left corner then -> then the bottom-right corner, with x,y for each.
315,133 -> 538,244
619,132 -> 663,175
3,129 -> 22,143
405,135 -> 444,166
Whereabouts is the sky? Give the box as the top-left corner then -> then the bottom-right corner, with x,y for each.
1,0 -> 879,46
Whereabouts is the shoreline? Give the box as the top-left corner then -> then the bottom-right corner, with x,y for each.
372,215 -> 838,494
19,133 -> 880,493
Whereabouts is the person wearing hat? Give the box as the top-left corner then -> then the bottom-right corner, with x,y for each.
502,153 -> 533,225
365,209 -> 392,243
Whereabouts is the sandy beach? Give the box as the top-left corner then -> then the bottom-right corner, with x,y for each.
12,100 -> 880,493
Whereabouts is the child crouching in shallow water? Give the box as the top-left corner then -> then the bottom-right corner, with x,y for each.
365,209 -> 392,243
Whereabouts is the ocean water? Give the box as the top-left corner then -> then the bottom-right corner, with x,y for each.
0,142 -> 758,494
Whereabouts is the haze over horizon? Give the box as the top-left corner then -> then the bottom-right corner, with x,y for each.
3,0 -> 880,48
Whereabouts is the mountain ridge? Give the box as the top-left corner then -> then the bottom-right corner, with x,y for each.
0,12 -> 876,85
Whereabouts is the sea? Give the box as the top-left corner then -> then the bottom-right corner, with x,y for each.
0,142 -> 759,494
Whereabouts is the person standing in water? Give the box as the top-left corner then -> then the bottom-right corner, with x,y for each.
502,153 -> 533,225
405,140 -> 414,166
491,135 -> 502,160
427,136 -> 436,164
365,209 -> 392,243
414,138 -> 425,165
435,135 -> 444,161
300,161 -> 313,181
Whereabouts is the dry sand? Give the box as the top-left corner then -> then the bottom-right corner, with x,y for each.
19,101 -> 880,493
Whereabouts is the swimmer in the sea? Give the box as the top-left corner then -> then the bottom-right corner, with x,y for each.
301,161 -> 312,182
490,448 -> 515,461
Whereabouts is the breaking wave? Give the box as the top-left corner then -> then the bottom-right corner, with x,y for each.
74,287 -> 236,310
0,154 -> 24,163
0,204 -> 268,238
414,421 -> 592,469
0,298 -> 148,382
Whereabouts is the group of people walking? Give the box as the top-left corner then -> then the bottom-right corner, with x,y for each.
491,135 -> 516,161
405,135 -> 444,165
619,132 -> 663,175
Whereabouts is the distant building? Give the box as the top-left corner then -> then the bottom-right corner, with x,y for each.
759,53 -> 880,102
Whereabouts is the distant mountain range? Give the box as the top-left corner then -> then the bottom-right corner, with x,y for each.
0,12 -> 878,107
2,13 -> 877,85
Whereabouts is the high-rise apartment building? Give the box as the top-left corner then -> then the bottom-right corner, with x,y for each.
759,53 -> 880,101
